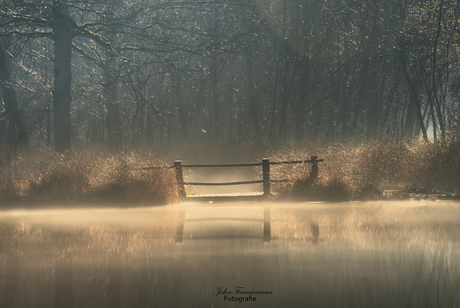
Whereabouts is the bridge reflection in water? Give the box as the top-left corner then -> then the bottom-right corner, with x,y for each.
0,201 -> 460,307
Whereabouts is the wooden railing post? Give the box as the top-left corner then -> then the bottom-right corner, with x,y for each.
175,160 -> 186,199
262,158 -> 270,198
311,156 -> 318,181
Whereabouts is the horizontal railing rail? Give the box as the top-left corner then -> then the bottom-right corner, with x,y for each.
182,163 -> 263,168
183,180 -> 264,186
137,159 -> 323,171
172,156 -> 323,200
137,157 -> 323,200
269,159 -> 324,165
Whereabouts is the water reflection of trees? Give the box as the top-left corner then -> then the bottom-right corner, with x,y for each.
0,218 -> 177,307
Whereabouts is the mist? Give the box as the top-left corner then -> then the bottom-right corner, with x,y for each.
1,0 -> 460,307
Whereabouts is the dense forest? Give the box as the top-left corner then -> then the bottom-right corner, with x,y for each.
1,0 -> 460,152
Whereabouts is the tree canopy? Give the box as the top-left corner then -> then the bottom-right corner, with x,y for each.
1,0 -> 459,151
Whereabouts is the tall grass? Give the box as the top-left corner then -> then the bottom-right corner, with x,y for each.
1,138 -> 459,205
0,149 -> 178,206
268,138 -> 460,201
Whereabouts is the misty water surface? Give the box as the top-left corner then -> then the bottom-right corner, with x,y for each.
0,200 -> 459,307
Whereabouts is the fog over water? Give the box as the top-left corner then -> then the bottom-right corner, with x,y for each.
0,200 -> 459,307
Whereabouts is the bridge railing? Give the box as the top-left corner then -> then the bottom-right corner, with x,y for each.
171,156 -> 323,200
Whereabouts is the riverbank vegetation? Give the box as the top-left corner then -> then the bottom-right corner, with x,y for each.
273,138 -> 460,201
1,138 -> 459,206
0,149 -> 178,206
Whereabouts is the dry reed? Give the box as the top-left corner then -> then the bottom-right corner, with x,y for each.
0,149 -> 178,206
1,138 -> 459,205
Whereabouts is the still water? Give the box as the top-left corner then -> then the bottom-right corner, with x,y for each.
0,200 -> 459,307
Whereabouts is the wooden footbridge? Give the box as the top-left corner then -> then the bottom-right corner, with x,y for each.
141,156 -> 323,202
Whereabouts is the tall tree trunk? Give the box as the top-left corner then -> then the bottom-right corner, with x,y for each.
430,100 -> 438,141
401,51 -> 428,141
104,57 -> 121,151
340,62 -> 353,139
351,59 -> 370,139
246,51 -> 260,139
278,55 -> 296,139
431,0 -> 446,140
366,63 -> 381,139
175,81 -> 190,141
106,102 -> 120,149
313,103 -> 323,142
379,66 -> 402,135
52,4 -> 72,152
294,60 -> 309,140
404,91 -> 417,139
145,104 -> 154,144
0,38 -> 28,146
268,39 -> 282,141
278,61 -> 289,139
211,57 -> 221,141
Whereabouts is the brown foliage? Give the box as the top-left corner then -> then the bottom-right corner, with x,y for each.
1,139 -> 459,206
0,149 -> 178,206
271,139 -> 460,201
